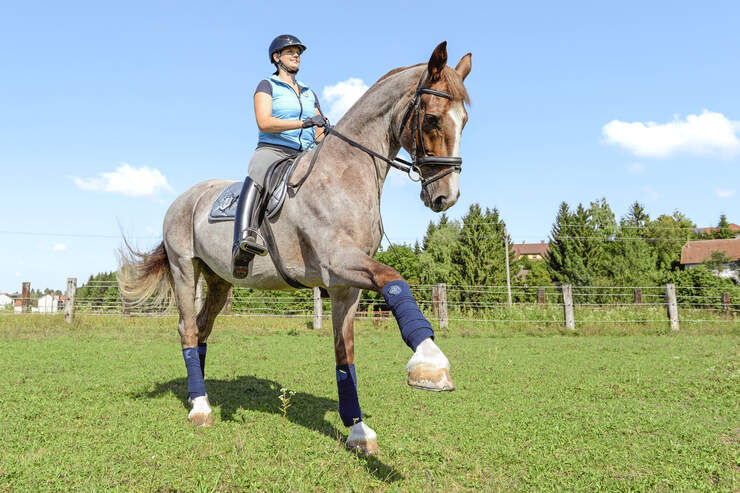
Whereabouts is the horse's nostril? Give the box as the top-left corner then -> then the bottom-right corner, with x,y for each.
433,196 -> 447,210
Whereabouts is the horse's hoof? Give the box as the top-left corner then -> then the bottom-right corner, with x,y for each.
407,364 -> 455,391
346,422 -> 379,455
188,395 -> 213,427
188,412 -> 213,427
406,338 -> 455,391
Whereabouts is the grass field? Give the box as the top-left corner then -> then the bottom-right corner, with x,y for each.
1,315 -> 738,491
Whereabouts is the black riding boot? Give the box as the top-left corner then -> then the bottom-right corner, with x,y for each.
231,177 -> 267,278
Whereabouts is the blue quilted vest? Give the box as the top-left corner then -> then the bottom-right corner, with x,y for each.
258,75 -> 318,151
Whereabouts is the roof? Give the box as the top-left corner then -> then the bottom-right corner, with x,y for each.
692,223 -> 740,235
512,242 -> 550,259
680,238 -> 740,264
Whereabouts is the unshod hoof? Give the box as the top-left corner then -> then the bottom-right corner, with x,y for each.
407,364 -> 455,391
346,421 -> 379,455
346,437 -> 379,456
188,412 -> 213,427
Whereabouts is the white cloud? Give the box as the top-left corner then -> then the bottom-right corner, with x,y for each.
73,163 -> 173,197
716,189 -> 736,198
322,78 -> 369,123
626,162 -> 645,175
53,243 -> 66,251
602,110 -> 740,157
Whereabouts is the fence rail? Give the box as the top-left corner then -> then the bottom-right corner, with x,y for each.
3,278 -> 738,331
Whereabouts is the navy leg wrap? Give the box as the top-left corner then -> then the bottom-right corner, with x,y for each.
382,280 -> 434,351
336,365 -> 362,427
197,342 -> 207,378
183,347 -> 206,399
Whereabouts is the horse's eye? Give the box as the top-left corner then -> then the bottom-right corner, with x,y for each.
424,114 -> 439,128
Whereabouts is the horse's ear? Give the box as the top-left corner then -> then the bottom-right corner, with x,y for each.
455,53 -> 472,81
428,41 -> 448,82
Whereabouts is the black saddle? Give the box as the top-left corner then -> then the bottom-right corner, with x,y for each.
208,154 -> 301,223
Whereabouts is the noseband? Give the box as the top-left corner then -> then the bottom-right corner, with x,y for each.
318,69 -> 463,189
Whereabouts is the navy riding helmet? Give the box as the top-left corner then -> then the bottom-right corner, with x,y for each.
268,34 -> 306,64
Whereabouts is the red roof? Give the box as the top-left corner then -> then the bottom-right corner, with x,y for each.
680,238 -> 740,264
693,223 -> 740,235
512,242 -> 550,260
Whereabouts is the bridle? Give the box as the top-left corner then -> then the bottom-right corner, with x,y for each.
319,69 -> 463,189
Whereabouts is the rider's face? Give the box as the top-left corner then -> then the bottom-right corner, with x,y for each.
277,47 -> 301,71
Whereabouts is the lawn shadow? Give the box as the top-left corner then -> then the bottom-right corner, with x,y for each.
134,375 -> 401,483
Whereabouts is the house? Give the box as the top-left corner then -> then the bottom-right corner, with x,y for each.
37,294 -> 65,313
13,299 -> 22,313
0,294 -> 12,309
692,223 -> 740,238
512,241 -> 550,262
681,238 -> 740,282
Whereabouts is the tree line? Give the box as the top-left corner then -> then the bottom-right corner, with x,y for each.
75,200 -> 738,312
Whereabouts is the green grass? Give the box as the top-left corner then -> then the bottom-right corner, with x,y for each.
1,319 -> 738,491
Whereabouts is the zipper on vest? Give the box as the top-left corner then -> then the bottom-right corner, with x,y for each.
295,87 -> 304,151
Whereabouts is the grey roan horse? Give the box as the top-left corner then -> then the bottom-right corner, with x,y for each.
118,42 -> 471,455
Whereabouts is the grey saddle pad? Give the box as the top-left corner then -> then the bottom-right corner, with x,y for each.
208,155 -> 300,223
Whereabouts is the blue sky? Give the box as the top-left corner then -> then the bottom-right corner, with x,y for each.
1,1 -> 738,293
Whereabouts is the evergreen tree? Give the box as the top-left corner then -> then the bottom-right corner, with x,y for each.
713,214 -> 734,239
603,202 -> 659,286
418,217 -> 461,286
452,204 -> 512,302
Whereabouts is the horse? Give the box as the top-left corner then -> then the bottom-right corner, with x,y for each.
118,41 -> 471,455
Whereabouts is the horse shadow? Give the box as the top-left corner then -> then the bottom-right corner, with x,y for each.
134,375 -> 402,483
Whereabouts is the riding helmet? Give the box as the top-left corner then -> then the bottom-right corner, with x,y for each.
268,34 -> 306,63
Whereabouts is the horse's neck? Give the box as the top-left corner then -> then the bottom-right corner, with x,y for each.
330,67 -> 423,185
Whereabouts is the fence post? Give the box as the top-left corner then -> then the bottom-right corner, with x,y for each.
723,292 -> 730,318
65,278 -> 77,323
537,287 -> 545,305
504,230 -> 512,307
313,287 -> 322,329
431,285 -> 439,318
21,282 -> 31,313
437,283 -> 448,330
634,288 -> 642,305
665,284 -> 679,331
223,287 -> 233,314
562,284 -> 575,330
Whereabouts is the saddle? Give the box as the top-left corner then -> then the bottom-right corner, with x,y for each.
208,154 -> 301,223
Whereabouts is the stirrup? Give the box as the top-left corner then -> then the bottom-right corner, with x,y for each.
240,229 -> 268,256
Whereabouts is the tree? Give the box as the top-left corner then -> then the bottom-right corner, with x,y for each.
713,214 -> 735,239
547,199 -> 616,285
374,243 -> 421,284
602,202 -> 660,287
645,211 -> 695,272
418,218 -> 461,286
452,204 -> 512,303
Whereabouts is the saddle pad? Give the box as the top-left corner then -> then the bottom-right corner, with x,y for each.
208,182 -> 242,222
208,154 -> 299,223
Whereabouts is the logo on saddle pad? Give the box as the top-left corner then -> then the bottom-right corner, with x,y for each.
387,285 -> 402,296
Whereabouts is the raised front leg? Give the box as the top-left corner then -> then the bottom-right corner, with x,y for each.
329,286 -> 378,455
323,250 -> 455,392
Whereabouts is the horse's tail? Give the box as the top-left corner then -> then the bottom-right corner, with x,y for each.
117,238 -> 174,311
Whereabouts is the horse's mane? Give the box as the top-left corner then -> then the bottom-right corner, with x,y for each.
376,63 -> 470,105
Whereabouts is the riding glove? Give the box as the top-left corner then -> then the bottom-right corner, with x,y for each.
302,115 -> 329,128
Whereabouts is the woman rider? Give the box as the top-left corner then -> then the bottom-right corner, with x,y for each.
232,34 -> 327,278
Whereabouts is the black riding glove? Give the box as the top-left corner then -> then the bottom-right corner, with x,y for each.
302,114 -> 328,128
